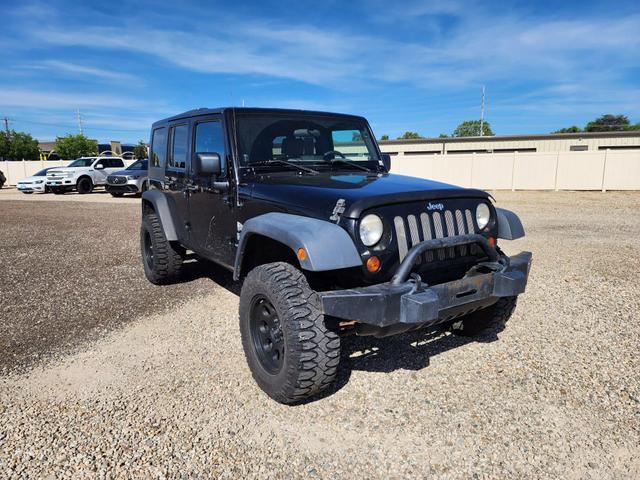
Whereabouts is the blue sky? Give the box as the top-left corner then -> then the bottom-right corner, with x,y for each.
1,0 -> 639,143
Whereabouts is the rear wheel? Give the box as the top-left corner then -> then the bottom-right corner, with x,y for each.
451,296 -> 517,336
76,177 -> 93,194
140,212 -> 184,284
239,262 -> 340,404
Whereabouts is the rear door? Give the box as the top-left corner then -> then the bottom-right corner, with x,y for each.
187,116 -> 237,267
164,123 -> 191,241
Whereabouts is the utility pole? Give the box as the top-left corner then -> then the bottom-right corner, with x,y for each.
479,85 -> 485,136
76,109 -> 84,135
3,117 -> 10,136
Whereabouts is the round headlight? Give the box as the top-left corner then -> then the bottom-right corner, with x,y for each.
359,214 -> 383,247
476,203 -> 491,230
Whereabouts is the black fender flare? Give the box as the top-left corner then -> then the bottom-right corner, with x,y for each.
496,207 -> 525,240
141,189 -> 178,241
234,212 -> 362,280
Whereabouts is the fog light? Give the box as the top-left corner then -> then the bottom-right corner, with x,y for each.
366,256 -> 381,273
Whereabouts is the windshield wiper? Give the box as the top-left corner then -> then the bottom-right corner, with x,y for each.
327,158 -> 373,172
251,159 -> 318,175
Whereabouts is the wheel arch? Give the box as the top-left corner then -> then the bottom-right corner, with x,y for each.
234,212 -> 362,281
141,189 -> 178,241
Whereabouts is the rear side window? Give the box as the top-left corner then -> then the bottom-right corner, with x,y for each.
110,158 -> 124,168
151,127 -> 167,168
169,124 -> 188,169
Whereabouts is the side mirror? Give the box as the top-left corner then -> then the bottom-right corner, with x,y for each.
380,153 -> 391,171
194,152 -> 221,176
94,164 -> 105,170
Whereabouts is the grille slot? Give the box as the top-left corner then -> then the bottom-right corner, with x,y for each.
393,208 -> 479,263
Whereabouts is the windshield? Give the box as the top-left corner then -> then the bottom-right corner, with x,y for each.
34,168 -> 49,176
67,158 -> 95,168
235,113 -> 381,171
126,159 -> 148,171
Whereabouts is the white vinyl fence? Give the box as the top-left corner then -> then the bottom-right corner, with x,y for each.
390,150 -> 640,191
3,150 -> 640,190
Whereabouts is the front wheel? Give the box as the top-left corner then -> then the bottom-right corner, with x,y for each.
76,177 -> 93,194
451,296 -> 517,336
239,262 -> 340,404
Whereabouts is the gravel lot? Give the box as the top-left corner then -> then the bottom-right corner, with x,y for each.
1,190 -> 639,478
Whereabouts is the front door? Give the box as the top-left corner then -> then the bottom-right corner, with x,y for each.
187,116 -> 236,268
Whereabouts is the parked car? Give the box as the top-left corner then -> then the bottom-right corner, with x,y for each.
16,167 -> 56,194
140,107 -> 532,404
105,159 -> 148,197
46,156 -> 126,194
0,170 -> 5,189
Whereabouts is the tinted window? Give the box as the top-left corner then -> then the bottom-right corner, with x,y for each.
94,158 -> 107,168
195,120 -> 226,171
127,159 -> 148,171
151,127 -> 167,168
110,158 -> 124,168
169,124 -> 188,169
68,158 -> 96,167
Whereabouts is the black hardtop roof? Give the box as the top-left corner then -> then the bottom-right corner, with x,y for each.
152,107 -> 366,127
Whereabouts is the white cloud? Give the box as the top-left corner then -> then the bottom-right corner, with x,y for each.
27,60 -> 141,83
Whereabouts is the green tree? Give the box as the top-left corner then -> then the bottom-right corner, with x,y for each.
453,120 -> 494,137
397,131 -> 424,139
55,134 -> 98,160
438,133 -> 449,138
0,132 -> 9,159
1,130 -> 40,160
585,114 -> 630,132
380,134 -> 389,141
133,140 -> 148,159
552,126 -> 581,133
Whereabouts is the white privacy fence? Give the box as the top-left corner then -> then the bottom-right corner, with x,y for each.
2,150 -> 640,190
390,150 -> 640,191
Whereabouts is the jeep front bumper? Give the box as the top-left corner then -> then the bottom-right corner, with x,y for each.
319,234 -> 532,336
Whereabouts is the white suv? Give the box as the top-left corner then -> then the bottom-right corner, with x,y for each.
46,156 -> 126,194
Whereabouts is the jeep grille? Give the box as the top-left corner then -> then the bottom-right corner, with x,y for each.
393,209 -> 478,263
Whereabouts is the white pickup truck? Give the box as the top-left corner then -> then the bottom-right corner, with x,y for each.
46,156 -> 127,194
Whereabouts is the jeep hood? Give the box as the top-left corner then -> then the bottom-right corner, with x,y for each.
249,172 -> 489,220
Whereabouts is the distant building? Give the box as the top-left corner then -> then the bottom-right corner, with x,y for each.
38,139 -> 137,159
379,131 -> 640,156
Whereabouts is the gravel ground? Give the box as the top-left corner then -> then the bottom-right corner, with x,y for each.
1,190 -> 639,478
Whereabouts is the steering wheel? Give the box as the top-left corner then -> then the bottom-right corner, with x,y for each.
323,150 -> 346,161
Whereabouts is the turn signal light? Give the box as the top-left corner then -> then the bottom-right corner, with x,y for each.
488,237 -> 496,248
366,256 -> 381,273
297,248 -> 307,261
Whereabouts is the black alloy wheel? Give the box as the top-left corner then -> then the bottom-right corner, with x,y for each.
249,295 -> 285,374
143,230 -> 154,270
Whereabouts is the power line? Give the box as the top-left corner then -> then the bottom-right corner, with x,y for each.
76,109 -> 84,135
479,85 -> 485,137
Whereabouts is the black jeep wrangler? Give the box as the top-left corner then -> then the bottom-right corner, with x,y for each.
140,108 -> 531,404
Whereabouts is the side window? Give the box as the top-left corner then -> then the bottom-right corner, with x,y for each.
169,124 -> 188,169
151,127 -> 167,168
95,158 -> 107,168
194,120 -> 226,171
111,158 -> 124,168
